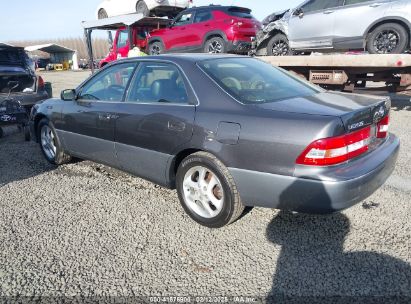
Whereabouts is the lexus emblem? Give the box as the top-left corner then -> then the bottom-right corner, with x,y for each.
373,106 -> 385,123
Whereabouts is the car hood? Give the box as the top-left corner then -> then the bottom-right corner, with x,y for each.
262,9 -> 289,25
256,91 -> 390,131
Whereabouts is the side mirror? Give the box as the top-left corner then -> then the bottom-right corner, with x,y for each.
61,89 -> 76,101
294,8 -> 304,17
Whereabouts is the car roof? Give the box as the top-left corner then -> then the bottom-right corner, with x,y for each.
184,5 -> 251,13
117,53 -> 248,64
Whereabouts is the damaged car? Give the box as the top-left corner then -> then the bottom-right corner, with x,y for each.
0,45 -> 49,139
255,0 -> 411,56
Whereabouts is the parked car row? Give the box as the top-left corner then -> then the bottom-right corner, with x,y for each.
97,0 -> 411,68
99,5 -> 262,68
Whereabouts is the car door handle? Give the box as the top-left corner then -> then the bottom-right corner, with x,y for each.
369,3 -> 381,7
204,24 -> 210,27
323,10 -> 334,14
98,113 -> 118,121
168,121 -> 185,132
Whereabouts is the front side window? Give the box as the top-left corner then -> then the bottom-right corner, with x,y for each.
127,62 -> 189,104
174,13 -> 193,26
301,0 -> 343,13
198,58 -> 321,105
78,63 -> 136,102
117,30 -> 129,49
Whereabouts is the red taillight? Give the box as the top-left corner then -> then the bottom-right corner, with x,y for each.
296,126 -> 371,166
377,115 -> 389,138
38,76 -> 45,91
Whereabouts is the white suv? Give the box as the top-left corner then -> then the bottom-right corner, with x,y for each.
257,0 -> 411,55
97,0 -> 192,19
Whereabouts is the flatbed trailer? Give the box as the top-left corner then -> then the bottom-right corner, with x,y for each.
259,54 -> 411,93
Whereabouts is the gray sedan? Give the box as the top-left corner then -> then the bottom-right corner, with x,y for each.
29,54 -> 399,228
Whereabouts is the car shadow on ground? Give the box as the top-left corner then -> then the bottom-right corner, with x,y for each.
0,132 -> 55,187
390,94 -> 411,111
265,210 -> 411,303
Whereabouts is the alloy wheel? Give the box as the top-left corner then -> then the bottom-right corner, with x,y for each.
150,45 -> 161,55
40,125 -> 56,160
208,41 -> 223,53
182,166 -> 224,219
373,30 -> 400,54
272,39 -> 289,56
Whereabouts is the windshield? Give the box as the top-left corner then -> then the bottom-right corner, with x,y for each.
198,58 -> 321,105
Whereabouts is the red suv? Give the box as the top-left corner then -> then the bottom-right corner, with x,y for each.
147,6 -> 261,55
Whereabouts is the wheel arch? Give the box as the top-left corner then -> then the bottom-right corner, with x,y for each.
168,147 -> 232,189
364,17 -> 411,47
257,29 -> 287,52
33,113 -> 48,142
202,31 -> 228,47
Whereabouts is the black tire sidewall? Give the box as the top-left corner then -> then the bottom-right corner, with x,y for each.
38,119 -> 62,165
136,1 -> 149,16
267,34 -> 290,56
176,155 -> 235,228
367,23 -> 409,54
204,37 -> 226,53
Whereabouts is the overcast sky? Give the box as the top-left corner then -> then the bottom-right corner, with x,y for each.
0,0 -> 302,41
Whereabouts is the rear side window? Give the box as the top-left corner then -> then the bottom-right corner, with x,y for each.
0,49 -> 24,65
198,58 -> 320,105
224,7 -> 254,19
301,0 -> 343,13
344,0 -> 372,5
127,62 -> 188,104
194,11 -> 213,23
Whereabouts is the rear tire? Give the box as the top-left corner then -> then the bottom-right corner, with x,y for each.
136,0 -> 150,17
98,9 -> 108,19
366,23 -> 409,54
267,34 -> 292,56
204,37 -> 226,54
149,41 -> 164,55
38,119 -> 71,165
176,152 -> 245,228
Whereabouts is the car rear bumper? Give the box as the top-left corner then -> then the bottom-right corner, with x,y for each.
229,134 -> 400,213
227,40 -> 253,54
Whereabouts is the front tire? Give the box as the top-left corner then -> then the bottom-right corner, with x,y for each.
176,152 -> 245,228
204,37 -> 226,54
267,34 -> 291,56
136,0 -> 150,17
38,119 -> 71,165
367,23 -> 409,54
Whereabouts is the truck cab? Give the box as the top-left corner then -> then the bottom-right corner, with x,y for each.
99,26 -> 152,68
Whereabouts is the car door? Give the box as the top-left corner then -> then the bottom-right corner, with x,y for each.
166,11 -> 197,51
331,0 -> 392,49
114,61 -> 196,186
60,62 -> 136,166
115,30 -> 130,59
288,0 -> 345,50
191,10 -> 214,48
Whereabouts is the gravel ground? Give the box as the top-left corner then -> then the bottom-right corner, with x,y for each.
0,72 -> 410,302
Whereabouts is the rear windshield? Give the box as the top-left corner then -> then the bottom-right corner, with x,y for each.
224,7 -> 254,19
0,49 -> 25,65
198,58 -> 321,105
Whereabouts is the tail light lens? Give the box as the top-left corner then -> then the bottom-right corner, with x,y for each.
38,76 -> 45,91
377,115 -> 389,138
296,126 -> 371,166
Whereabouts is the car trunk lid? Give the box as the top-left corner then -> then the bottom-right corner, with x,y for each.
257,91 -> 390,131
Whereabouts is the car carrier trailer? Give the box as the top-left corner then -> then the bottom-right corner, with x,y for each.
259,54 -> 411,93
82,13 -> 169,73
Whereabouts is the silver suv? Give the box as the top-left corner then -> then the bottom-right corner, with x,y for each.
256,0 -> 411,55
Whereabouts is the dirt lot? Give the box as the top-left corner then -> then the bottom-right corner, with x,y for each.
0,71 -> 410,301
